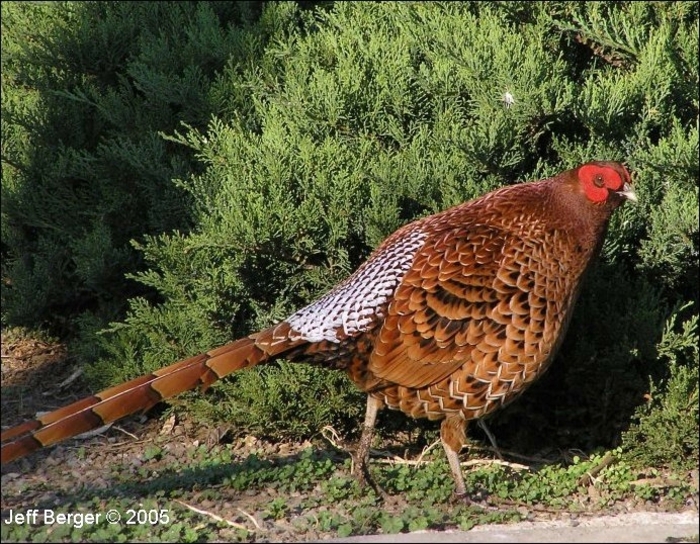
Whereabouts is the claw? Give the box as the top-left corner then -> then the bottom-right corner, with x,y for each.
451,490 -> 499,510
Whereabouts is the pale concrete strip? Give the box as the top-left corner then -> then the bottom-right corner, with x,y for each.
318,511 -> 699,543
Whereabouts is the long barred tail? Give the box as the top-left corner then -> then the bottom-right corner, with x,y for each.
1,325 -> 301,464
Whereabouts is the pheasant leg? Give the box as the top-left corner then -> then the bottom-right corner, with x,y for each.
440,415 -> 468,496
351,395 -> 389,498
477,419 -> 504,460
441,416 -> 497,507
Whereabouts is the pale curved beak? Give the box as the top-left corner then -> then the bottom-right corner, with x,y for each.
616,182 -> 638,203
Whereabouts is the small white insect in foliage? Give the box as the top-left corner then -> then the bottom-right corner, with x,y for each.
501,91 -> 515,109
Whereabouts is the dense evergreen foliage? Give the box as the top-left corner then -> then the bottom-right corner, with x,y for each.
2,1 -> 697,469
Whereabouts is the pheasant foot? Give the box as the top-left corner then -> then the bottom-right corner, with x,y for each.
451,489 -> 499,510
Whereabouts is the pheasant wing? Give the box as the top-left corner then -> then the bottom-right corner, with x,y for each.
368,223 -> 557,390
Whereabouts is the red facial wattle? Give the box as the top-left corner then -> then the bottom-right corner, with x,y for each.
578,164 -> 624,203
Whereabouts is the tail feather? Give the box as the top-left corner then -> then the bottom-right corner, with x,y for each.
1,326 -> 301,464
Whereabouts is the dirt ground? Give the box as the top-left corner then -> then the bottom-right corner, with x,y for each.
1,330 -> 698,543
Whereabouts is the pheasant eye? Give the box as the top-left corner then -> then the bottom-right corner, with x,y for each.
593,174 -> 605,188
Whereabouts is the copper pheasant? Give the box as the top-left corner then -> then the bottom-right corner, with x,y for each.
1,161 -> 636,498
